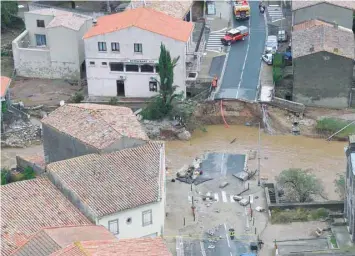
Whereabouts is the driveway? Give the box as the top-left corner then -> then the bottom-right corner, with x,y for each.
215,1 -> 266,101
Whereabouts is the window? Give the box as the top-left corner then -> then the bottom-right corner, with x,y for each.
141,64 -> 154,73
36,20 -> 45,27
98,42 -> 107,52
108,219 -> 119,234
149,81 -> 158,92
89,61 -> 95,66
155,65 -> 159,73
110,62 -> 124,72
102,62 -> 107,66
126,64 -> 139,72
111,42 -> 120,52
142,210 -> 152,226
134,43 -> 142,53
35,34 -> 46,46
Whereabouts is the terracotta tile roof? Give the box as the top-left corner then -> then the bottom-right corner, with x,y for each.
292,0 -> 355,11
83,7 -> 194,42
1,178 -> 91,256
27,8 -> 91,31
292,20 -> 355,59
1,76 -> 11,98
127,0 -> 193,19
12,225 -> 116,256
41,103 -> 148,150
51,238 -> 172,256
46,141 -> 164,218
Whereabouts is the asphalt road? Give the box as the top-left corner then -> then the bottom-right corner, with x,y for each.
215,1 -> 266,101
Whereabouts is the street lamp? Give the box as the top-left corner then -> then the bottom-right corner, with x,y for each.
257,122 -> 261,186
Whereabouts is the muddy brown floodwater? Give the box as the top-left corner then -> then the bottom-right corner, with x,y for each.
166,125 -> 346,200
1,124 -> 346,199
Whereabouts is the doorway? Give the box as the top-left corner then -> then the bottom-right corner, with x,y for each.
116,80 -> 125,96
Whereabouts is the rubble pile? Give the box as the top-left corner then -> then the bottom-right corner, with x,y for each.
140,119 -> 192,141
1,120 -> 42,148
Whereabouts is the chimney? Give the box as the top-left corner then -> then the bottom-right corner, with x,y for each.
309,45 -> 314,52
333,22 -> 338,29
93,19 -> 97,26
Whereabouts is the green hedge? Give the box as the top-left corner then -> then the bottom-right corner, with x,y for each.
316,118 -> 355,139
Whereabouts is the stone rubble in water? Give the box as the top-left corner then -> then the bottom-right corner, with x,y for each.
140,119 -> 192,141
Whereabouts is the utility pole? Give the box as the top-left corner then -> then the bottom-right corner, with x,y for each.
106,0 -> 111,13
258,122 -> 261,186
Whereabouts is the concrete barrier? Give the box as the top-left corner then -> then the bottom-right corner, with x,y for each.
268,97 -> 305,113
268,201 -> 344,211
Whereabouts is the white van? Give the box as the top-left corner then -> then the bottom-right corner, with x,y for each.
265,35 -> 278,53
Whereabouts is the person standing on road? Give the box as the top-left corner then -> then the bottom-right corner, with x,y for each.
211,75 -> 218,92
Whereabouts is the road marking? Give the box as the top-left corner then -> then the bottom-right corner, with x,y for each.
211,27 -> 228,33
250,195 -> 254,204
188,195 -> 192,203
236,17 -> 251,99
230,252 -> 233,256
222,191 -> 228,203
230,195 -> 235,202
200,241 -> 207,256
226,233 -> 231,247
206,31 -> 225,51
214,193 -> 219,202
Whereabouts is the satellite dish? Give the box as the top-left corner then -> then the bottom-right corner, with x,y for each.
60,100 -> 65,106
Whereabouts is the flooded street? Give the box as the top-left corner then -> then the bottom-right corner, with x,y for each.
1,125 -> 346,199
166,125 -> 346,200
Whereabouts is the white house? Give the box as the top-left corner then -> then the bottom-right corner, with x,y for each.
12,9 -> 93,80
83,7 -> 194,98
47,141 -> 166,239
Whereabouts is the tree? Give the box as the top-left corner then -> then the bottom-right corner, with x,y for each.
157,43 -> 180,107
1,1 -> 18,29
277,168 -> 324,202
334,174 -> 345,200
142,43 -> 181,120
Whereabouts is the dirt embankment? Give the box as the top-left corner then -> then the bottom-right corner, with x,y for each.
267,106 -> 355,140
194,100 -> 262,126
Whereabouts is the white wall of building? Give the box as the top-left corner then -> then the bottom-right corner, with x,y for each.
97,200 -> 165,239
97,146 -> 166,239
84,26 -> 188,98
12,12 -> 92,80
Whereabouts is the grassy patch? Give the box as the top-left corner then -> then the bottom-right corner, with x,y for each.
271,208 -> 329,224
330,235 -> 338,249
316,118 -> 355,139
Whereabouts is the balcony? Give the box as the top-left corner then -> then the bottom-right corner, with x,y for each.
13,30 -> 49,50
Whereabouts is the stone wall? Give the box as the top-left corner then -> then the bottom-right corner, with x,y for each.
16,155 -> 45,175
293,53 -> 353,108
268,97 -> 305,113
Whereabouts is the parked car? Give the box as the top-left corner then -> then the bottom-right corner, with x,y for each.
277,30 -> 288,42
262,53 -> 273,65
221,26 -> 249,46
265,35 -> 278,53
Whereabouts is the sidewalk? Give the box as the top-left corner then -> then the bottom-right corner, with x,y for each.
198,1 -> 232,81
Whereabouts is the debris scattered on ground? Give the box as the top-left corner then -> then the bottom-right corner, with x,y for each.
230,138 -> 236,144
233,195 -> 243,201
176,157 -> 213,185
255,206 -> 265,212
219,181 -> 229,188
239,198 -> 250,206
233,171 -> 249,181
1,119 -> 41,148
248,150 -> 257,160
140,119 -> 192,140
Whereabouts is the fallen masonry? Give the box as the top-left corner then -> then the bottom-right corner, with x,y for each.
1,120 -> 41,148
